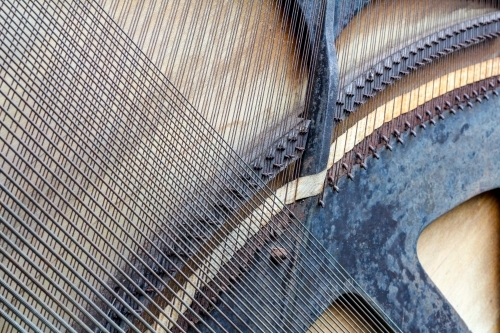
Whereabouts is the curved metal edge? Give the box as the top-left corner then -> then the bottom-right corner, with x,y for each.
302,94 -> 500,332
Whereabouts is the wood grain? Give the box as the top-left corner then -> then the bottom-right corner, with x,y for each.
418,190 -> 500,333
307,300 -> 378,333
99,0 -> 309,162
337,0 -> 496,86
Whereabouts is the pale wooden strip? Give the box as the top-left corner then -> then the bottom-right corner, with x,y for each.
434,75 -> 443,99
355,117 -> 368,146
331,132 -> 347,166
494,57 -> 500,76
393,95 -> 403,119
401,91 -> 411,117
467,63 -> 475,84
447,70 -> 457,92
285,170 -> 329,205
375,104 -> 386,129
384,99 -> 395,122
460,65 -> 468,87
365,111 -> 377,141
409,87 -> 420,111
